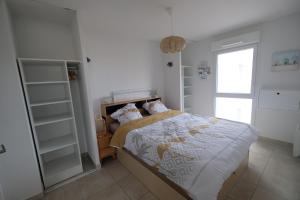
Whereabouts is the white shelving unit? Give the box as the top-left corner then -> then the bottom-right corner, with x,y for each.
18,58 -> 83,188
182,65 -> 193,113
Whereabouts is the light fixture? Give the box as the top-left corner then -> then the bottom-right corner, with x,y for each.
160,7 -> 186,54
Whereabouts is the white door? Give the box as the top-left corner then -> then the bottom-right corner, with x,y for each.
215,45 -> 257,124
0,0 -> 42,199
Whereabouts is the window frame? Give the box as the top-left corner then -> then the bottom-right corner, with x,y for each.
213,44 -> 258,124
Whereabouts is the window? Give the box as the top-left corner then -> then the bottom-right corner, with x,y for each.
215,46 -> 256,124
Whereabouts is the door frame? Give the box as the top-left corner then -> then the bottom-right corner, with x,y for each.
213,44 -> 258,124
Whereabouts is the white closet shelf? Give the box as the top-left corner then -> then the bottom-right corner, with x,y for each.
30,99 -> 71,107
25,81 -> 68,85
34,114 -> 73,126
19,58 -> 81,63
184,86 -> 192,88
184,95 -> 192,98
39,135 -> 76,154
44,153 -> 81,179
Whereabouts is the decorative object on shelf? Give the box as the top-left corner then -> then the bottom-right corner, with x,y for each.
68,67 -> 78,80
198,61 -> 211,79
271,50 -> 300,72
160,7 -> 186,54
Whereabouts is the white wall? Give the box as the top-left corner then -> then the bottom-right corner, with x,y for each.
77,11 -> 165,116
163,53 -> 183,110
0,0 -> 43,199
182,13 -> 300,143
12,16 -> 77,60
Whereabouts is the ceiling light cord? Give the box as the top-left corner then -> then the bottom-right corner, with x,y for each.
160,6 -> 186,54
166,7 -> 174,35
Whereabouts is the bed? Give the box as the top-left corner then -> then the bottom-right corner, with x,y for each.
101,97 -> 258,200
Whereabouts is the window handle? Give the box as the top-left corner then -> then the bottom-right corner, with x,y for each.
0,144 -> 6,154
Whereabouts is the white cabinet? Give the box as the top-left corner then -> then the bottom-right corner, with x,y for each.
163,52 -> 193,113
18,58 -> 83,188
182,65 -> 193,113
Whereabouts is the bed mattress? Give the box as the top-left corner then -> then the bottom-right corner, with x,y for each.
112,111 -> 258,200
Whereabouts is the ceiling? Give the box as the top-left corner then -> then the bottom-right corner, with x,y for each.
8,0 -> 300,41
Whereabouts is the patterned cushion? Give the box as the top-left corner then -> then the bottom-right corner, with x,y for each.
111,103 -> 143,125
143,100 -> 168,115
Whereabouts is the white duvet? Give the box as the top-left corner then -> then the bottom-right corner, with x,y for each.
123,113 -> 258,200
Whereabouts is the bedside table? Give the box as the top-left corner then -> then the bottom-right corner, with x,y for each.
97,131 -> 116,161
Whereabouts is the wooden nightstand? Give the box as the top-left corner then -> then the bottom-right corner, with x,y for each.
97,131 -> 116,161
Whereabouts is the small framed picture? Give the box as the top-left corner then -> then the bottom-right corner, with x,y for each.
271,50 -> 300,72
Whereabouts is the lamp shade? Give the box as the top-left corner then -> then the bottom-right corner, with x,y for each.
160,36 -> 186,54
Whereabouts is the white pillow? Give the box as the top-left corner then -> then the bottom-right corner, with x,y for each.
143,100 -> 168,115
111,103 -> 142,125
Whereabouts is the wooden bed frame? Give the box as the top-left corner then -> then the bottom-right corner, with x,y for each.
101,96 -> 249,200
118,149 -> 248,200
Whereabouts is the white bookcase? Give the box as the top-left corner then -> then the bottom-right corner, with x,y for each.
18,58 -> 83,188
182,65 -> 193,113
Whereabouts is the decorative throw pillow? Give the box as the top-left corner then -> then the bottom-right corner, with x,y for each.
143,100 -> 168,115
111,103 -> 142,125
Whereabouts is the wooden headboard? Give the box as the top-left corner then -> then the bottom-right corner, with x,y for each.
101,96 -> 161,131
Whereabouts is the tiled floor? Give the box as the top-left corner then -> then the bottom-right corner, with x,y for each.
43,137 -> 300,200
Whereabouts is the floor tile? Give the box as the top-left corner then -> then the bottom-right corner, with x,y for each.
251,187 -> 288,200
80,168 -> 115,199
103,159 -> 130,182
118,174 -> 149,200
258,172 -> 300,200
227,180 -> 257,200
88,184 -> 130,200
63,180 -> 85,200
139,192 -> 158,200
41,136 -> 300,200
43,188 -> 64,200
250,139 -> 275,157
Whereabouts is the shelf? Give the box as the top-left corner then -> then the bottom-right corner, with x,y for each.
184,86 -> 192,88
31,99 -> 71,107
26,81 -> 68,85
184,95 -> 192,98
44,153 -> 81,178
19,58 -> 81,64
182,65 -> 193,68
34,114 -> 73,126
184,76 -> 192,78
39,135 -> 76,154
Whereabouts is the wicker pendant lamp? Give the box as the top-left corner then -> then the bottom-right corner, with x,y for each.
160,7 -> 186,54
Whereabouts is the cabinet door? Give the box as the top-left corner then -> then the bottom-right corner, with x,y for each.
0,0 -> 42,199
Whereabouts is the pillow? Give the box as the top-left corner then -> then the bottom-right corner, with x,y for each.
143,100 -> 168,115
111,103 -> 143,125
